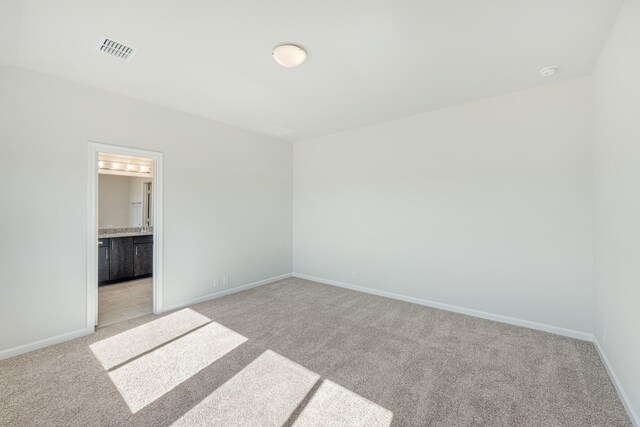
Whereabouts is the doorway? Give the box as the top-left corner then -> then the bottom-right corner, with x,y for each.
87,142 -> 163,331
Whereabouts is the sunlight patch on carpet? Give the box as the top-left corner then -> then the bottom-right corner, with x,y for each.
108,322 -> 246,413
90,308 -> 211,370
172,350 -> 320,426
293,379 -> 393,427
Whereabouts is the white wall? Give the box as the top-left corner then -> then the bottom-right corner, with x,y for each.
0,66 -> 292,354
591,0 -> 640,422
293,77 -> 594,333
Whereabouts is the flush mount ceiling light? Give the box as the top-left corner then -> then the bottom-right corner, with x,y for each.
539,66 -> 559,77
272,43 -> 307,68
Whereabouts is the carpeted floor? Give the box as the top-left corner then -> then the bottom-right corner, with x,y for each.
0,277 -> 631,426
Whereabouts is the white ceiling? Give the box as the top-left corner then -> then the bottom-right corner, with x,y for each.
0,0 -> 623,141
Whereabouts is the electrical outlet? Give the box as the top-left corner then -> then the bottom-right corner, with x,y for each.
222,275 -> 229,286
213,278 -> 220,288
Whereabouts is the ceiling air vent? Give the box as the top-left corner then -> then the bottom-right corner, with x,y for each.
97,37 -> 137,61
260,125 -> 296,137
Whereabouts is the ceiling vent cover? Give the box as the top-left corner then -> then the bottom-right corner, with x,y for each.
260,125 -> 296,137
97,37 -> 137,61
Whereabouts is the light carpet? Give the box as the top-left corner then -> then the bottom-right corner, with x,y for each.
0,277 -> 632,426
293,379 -> 393,427
109,321 -> 247,413
90,308 -> 210,370
173,350 -> 319,426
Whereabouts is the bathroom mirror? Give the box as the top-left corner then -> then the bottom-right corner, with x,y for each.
98,174 -> 153,229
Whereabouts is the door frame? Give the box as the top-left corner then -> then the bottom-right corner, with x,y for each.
86,142 -> 164,331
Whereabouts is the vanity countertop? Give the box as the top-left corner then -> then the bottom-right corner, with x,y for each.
99,231 -> 153,238
98,227 -> 153,239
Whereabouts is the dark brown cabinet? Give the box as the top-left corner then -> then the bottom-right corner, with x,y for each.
133,234 -> 153,277
99,235 -> 153,285
98,238 -> 110,283
134,244 -> 153,276
109,237 -> 134,281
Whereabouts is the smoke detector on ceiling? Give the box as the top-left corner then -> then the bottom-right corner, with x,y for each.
260,125 -> 296,137
539,66 -> 559,77
96,36 -> 137,61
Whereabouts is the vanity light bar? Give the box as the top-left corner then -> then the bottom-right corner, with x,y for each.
98,161 -> 151,174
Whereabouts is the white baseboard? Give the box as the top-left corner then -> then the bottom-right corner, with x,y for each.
0,273 -> 292,361
161,273 -> 292,313
0,327 -> 94,361
594,339 -> 639,427
292,273 -> 594,341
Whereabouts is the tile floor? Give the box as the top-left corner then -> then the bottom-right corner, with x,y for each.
98,278 -> 153,327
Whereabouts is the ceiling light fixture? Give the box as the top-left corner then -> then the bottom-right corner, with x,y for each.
98,161 -> 152,174
539,66 -> 559,77
272,43 -> 307,68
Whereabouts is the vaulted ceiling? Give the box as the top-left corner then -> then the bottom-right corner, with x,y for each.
0,0 -> 623,140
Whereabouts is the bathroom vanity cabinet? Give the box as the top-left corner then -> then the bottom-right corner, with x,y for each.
98,234 -> 153,285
